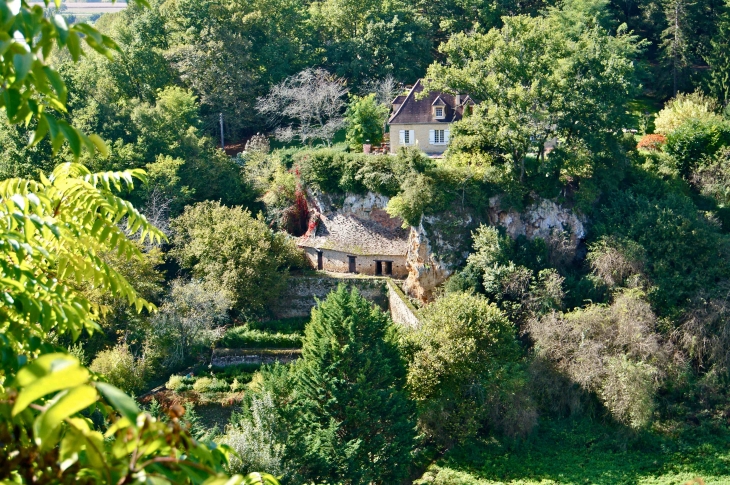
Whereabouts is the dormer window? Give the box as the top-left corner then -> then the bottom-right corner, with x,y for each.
435,106 -> 444,118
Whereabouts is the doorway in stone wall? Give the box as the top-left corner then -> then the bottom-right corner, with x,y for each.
375,261 -> 383,275
348,255 -> 356,273
317,250 -> 323,270
384,261 -> 393,275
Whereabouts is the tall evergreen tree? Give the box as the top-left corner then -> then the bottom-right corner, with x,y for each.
705,4 -> 730,107
288,286 -> 416,485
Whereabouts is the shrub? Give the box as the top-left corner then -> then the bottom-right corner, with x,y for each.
654,91 -> 721,135
587,236 -> 647,288
527,291 -> 669,428
636,133 -> 667,151
407,292 -> 524,445
171,201 -> 305,316
166,375 -> 186,392
90,344 -> 147,394
218,392 -> 287,476
664,118 -> 730,177
152,279 -> 231,370
295,148 -> 347,193
192,376 -> 228,393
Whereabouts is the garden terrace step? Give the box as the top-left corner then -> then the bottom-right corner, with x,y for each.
212,348 -> 302,367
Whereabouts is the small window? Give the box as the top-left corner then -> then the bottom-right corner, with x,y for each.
435,107 -> 444,118
404,130 -> 411,144
434,130 -> 445,144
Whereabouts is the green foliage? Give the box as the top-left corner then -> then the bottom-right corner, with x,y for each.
0,0 -> 132,158
248,317 -> 309,334
219,392 -> 288,476
664,117 -> 730,177
654,91 -> 722,135
286,286 -> 417,484
0,1 -> 277,482
166,374 -> 187,392
527,291 -> 668,429
0,164 -> 274,483
407,292 -> 523,446
452,225 -> 565,325
345,93 -> 389,150
170,201 -> 304,316
219,327 -> 303,349
151,279 -> 231,370
594,184 -> 730,314
308,0 -> 431,84
426,4 -> 643,185
193,377 -> 230,394
89,344 -> 148,394
416,416 -> 730,484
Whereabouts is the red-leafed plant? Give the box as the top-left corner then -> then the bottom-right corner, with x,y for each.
637,133 -> 667,151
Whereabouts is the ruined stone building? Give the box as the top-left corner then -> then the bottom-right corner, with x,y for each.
297,193 -> 409,278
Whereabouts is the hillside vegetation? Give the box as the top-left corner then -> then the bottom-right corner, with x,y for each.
2,0 -> 730,484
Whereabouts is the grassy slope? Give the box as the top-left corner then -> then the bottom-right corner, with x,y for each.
420,417 -> 730,485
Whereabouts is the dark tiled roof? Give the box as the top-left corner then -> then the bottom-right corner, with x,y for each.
388,79 -> 472,125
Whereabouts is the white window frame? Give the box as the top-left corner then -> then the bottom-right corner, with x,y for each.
435,106 -> 444,119
399,129 -> 416,146
434,129 -> 445,144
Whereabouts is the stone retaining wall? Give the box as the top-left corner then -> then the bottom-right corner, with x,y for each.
211,348 -> 301,367
387,280 -> 420,329
270,275 -> 389,319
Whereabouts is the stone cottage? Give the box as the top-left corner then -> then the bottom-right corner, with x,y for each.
389,79 -> 474,155
297,193 -> 409,278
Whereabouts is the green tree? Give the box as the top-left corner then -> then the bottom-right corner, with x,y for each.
170,201 -> 304,316
0,164 -> 275,484
406,292 -> 522,446
0,1 -> 277,482
151,279 -> 232,370
309,0 -> 431,84
345,93 -> 390,151
704,4 -> 730,107
425,3 -> 643,182
287,286 -> 416,484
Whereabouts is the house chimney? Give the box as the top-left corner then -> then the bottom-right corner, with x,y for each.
456,94 -> 461,105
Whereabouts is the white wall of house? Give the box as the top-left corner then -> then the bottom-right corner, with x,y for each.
301,247 -> 409,278
390,123 -> 450,154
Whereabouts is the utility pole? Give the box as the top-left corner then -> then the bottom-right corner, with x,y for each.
219,113 -> 224,149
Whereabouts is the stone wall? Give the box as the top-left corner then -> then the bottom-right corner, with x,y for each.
270,275 -> 389,319
211,348 -> 301,367
387,280 -> 420,328
301,248 -> 409,278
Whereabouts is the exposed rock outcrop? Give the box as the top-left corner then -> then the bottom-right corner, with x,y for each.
403,196 -> 587,302
488,196 -> 586,247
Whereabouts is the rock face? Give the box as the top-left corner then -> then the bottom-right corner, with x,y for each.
488,196 -> 586,246
403,196 -> 586,303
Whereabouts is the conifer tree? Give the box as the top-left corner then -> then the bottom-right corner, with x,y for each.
705,5 -> 730,107
288,285 -> 416,485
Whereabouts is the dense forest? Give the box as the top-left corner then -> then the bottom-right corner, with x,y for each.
2,0 -> 730,483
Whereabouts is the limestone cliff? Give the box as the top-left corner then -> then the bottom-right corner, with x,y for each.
403,196 -> 587,302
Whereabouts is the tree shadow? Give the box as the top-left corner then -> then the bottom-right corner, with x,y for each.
432,416 -> 730,484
